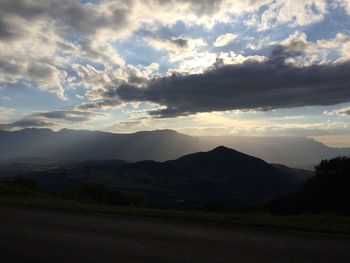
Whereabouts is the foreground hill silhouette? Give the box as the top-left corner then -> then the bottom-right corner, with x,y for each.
7,146 -> 311,206
0,128 -> 349,168
111,146 -> 307,203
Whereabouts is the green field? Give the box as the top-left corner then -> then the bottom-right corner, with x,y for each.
1,195 -> 349,235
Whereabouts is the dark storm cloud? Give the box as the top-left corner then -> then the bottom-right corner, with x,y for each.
0,0 -> 47,19
0,0 -> 131,41
0,110 -> 98,130
171,38 -> 189,48
46,1 -> 130,36
29,110 -> 98,122
119,120 -> 142,127
0,19 -> 22,41
92,44 -> 350,117
0,119 -> 55,130
0,0 -> 234,44
145,34 -> 190,49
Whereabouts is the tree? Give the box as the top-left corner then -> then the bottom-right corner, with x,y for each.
264,157 -> 350,215
295,157 -> 350,214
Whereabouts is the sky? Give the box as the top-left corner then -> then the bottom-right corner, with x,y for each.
1,0 -> 350,147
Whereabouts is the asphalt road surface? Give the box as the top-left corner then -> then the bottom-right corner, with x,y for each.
0,206 -> 349,263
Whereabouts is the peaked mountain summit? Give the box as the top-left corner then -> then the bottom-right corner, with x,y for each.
97,146 -> 307,203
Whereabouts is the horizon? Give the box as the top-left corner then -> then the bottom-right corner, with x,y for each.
0,126 -> 340,148
1,0 -> 350,147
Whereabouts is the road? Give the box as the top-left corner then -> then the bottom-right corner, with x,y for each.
0,206 -> 349,263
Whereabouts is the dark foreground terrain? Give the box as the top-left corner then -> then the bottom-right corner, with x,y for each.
0,206 -> 349,263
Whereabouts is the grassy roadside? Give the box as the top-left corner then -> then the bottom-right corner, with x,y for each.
1,195 -> 350,235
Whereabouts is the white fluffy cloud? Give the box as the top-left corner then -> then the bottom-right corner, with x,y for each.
258,0 -> 327,31
0,0 -> 129,99
0,107 -> 14,122
214,33 -> 238,47
275,31 -> 350,66
0,17 -> 69,98
337,0 -> 350,14
144,36 -> 207,62
324,107 -> 350,116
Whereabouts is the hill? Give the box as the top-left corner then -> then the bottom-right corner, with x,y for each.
111,146 -> 306,203
200,136 -> 350,168
0,146 -> 313,208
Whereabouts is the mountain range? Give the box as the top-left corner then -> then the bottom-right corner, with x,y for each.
0,128 -> 349,168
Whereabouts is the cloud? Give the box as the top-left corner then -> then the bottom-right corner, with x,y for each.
0,51 -> 67,99
72,62 -> 159,101
214,33 -> 237,47
116,63 -> 160,85
72,64 -> 112,100
337,0 -> 350,14
0,0 -> 132,40
0,9 -> 68,98
0,0 -> 348,102
0,109 -> 101,130
175,112 -> 349,138
144,36 -> 261,76
144,36 -> 190,51
258,0 -> 328,31
29,110 -> 100,122
144,35 -> 207,62
0,107 -> 14,122
0,119 -> 55,130
324,107 -> 350,116
82,44 -> 350,117
0,17 -> 23,41
0,0 -> 128,99
269,31 -> 350,67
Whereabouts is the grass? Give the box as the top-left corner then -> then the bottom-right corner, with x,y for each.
1,195 -> 350,235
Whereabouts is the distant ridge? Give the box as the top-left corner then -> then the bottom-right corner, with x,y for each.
0,128 -> 349,167
0,128 -> 206,162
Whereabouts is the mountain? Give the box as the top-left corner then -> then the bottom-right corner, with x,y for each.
200,136 -> 350,169
271,164 -> 314,184
0,128 -> 349,168
0,128 -> 206,162
61,146 -> 310,204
